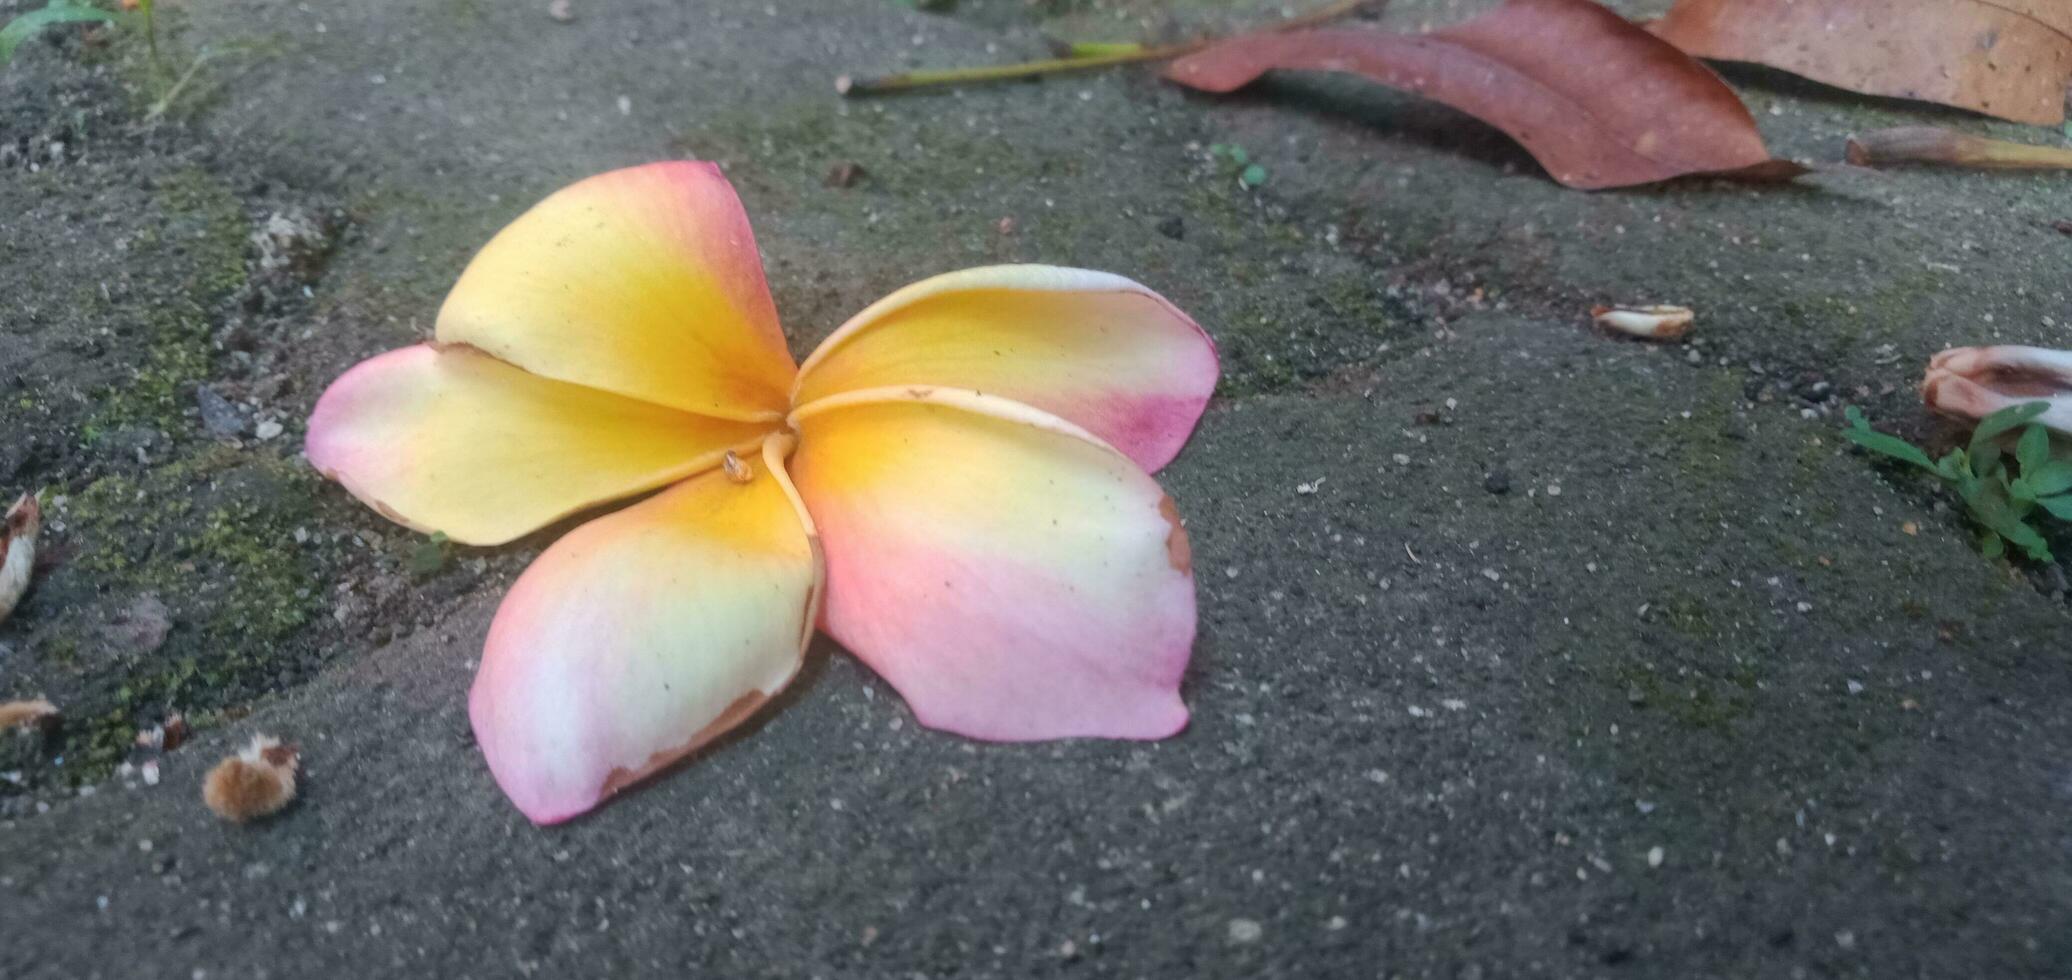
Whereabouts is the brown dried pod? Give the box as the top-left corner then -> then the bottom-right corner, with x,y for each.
1,494 -> 40,626
0,699 -> 59,731
1592,304 -> 1694,340
203,735 -> 301,823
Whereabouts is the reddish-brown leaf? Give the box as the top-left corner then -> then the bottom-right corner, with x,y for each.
1163,0 -> 1797,190
1651,0 -> 2072,126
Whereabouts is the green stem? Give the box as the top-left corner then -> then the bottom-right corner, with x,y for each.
838,0 -> 1380,97
140,0 -> 158,75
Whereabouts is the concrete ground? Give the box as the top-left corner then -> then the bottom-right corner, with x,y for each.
2,0 -> 2069,976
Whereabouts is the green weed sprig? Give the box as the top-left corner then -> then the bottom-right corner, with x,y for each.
1845,402 -> 2072,561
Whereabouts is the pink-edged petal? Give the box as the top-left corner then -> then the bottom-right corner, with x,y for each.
788,387 -> 1195,741
793,265 -> 1218,472
438,161 -> 798,421
306,344 -> 773,546
470,448 -> 821,824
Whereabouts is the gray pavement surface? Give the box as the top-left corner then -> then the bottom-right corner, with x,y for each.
2,0 -> 2070,976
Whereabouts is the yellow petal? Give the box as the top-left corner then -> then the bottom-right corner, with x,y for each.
437,162 -> 797,420
793,266 -> 1218,471
306,344 -> 773,545
471,447 -> 821,824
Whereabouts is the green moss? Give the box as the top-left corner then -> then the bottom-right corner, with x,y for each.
1657,592 -> 1715,638
78,167 -> 249,442
1614,659 -> 1760,732
56,448 -> 328,783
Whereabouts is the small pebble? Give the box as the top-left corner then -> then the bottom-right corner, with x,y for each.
195,385 -> 245,437
1647,846 -> 1664,868
1483,469 -> 1511,494
254,420 -> 284,441
1228,919 -> 1263,944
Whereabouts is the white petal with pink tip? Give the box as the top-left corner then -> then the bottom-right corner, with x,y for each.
789,388 -> 1195,741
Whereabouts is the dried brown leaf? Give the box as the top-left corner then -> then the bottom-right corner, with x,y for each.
1164,0 -> 1797,190
1652,0 -> 2072,126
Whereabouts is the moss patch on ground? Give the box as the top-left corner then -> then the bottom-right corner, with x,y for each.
52,448 -> 331,779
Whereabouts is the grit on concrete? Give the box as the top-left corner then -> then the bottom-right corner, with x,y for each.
2,0 -> 2069,977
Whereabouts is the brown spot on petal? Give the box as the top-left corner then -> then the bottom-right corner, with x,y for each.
906,387 -> 934,400
371,498 -> 411,526
598,690 -> 770,800
1158,496 -> 1192,574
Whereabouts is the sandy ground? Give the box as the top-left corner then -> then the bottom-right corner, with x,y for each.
2,0 -> 2069,976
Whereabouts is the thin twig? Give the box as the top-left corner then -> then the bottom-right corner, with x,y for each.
1846,126 -> 2072,171
144,48 -> 224,122
838,0 -> 1380,97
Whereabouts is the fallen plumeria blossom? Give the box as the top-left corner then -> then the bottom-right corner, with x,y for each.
1,493 -> 39,626
0,698 -> 58,730
1592,304 -> 1693,340
1846,128 -> 2072,171
202,734 -> 300,823
1924,346 -> 2072,436
306,162 -> 1217,824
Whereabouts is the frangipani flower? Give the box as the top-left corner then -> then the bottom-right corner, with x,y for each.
305,162 -> 1218,824
1925,346 -> 2072,436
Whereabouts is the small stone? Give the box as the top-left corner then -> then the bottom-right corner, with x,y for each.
254,420 -> 284,441
1833,930 -> 1855,950
1845,679 -> 1864,695
101,594 -> 172,654
195,386 -> 245,437
1647,846 -> 1664,868
823,161 -> 865,188
1545,484 -> 1562,497
1483,469 -> 1511,495
1326,916 -> 1347,930
1155,216 -> 1184,240
1480,568 -> 1500,582
1227,918 -> 1263,944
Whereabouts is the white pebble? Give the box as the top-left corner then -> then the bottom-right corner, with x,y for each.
1228,919 -> 1263,943
1647,846 -> 1664,868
